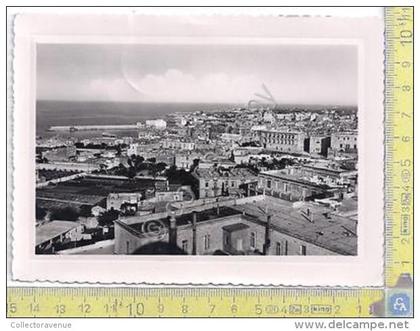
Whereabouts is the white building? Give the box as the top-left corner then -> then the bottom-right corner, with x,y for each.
107,192 -> 143,211
145,119 -> 167,129
162,139 -> 195,151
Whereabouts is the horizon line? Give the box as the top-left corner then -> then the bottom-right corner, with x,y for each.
36,99 -> 358,108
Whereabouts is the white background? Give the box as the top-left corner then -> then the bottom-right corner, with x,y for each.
2,1 -> 419,331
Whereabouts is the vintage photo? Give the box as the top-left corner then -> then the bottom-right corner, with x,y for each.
35,41 -> 359,257
12,14 -> 384,285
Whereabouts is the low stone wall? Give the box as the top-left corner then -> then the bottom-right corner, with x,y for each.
36,172 -> 86,188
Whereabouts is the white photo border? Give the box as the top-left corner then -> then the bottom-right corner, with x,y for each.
11,14 -> 384,286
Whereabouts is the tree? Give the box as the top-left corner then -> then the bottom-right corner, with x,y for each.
98,209 -> 119,227
155,162 -> 167,174
127,167 -> 137,179
99,163 -> 107,173
134,155 -> 145,167
115,144 -> 122,156
115,163 -> 128,176
50,206 -> 79,222
36,205 -> 47,220
164,167 -> 199,197
79,204 -> 93,217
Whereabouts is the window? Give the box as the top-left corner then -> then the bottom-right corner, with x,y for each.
205,181 -> 209,188
126,241 -> 130,254
267,180 -> 272,189
182,240 -> 188,252
284,241 -> 288,255
300,245 -> 307,256
204,234 -> 211,250
231,181 -> 235,188
250,232 -> 256,249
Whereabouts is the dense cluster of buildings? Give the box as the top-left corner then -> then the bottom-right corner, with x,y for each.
35,105 -> 358,256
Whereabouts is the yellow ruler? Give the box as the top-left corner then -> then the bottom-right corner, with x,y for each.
6,7 -> 413,318
384,6 -> 414,289
7,288 -> 384,318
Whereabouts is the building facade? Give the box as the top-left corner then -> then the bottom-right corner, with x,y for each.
192,167 -> 258,199
107,192 -> 143,211
330,132 -> 358,153
162,139 -> 195,151
114,203 -> 352,256
309,136 -> 331,157
145,119 -> 167,129
252,130 -> 305,153
258,168 -> 333,201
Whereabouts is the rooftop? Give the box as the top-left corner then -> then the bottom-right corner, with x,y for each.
194,167 -> 257,179
302,163 -> 354,174
232,197 -> 357,255
260,169 -> 331,189
36,221 -> 81,246
128,206 -> 241,234
118,195 -> 357,255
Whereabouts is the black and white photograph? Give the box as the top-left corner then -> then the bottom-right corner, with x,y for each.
10,13 -> 385,285
34,41 -> 359,257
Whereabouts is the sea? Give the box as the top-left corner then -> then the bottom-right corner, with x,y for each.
36,100 -> 239,139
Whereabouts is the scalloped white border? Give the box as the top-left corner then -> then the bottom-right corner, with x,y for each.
10,13 -> 384,286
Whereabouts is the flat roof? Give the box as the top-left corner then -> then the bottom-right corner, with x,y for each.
232,198 -> 357,255
36,221 -> 80,246
259,170 -> 331,189
128,206 -> 241,234
118,196 -> 357,255
301,163 -> 354,174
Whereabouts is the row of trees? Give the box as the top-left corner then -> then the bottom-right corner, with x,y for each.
235,157 -> 296,173
112,155 -> 167,178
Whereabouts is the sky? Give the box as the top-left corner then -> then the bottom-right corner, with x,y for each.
37,43 -> 358,105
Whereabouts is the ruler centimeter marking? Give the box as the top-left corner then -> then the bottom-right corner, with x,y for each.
384,7 -> 414,288
6,7 -> 413,318
6,288 -> 384,318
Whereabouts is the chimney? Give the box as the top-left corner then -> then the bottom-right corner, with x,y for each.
192,211 -> 197,255
263,214 -> 272,255
169,215 -> 177,246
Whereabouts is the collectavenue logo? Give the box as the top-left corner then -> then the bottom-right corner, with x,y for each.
203,151 -> 217,162
389,293 -> 411,316
248,83 -> 278,110
141,219 -> 167,239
